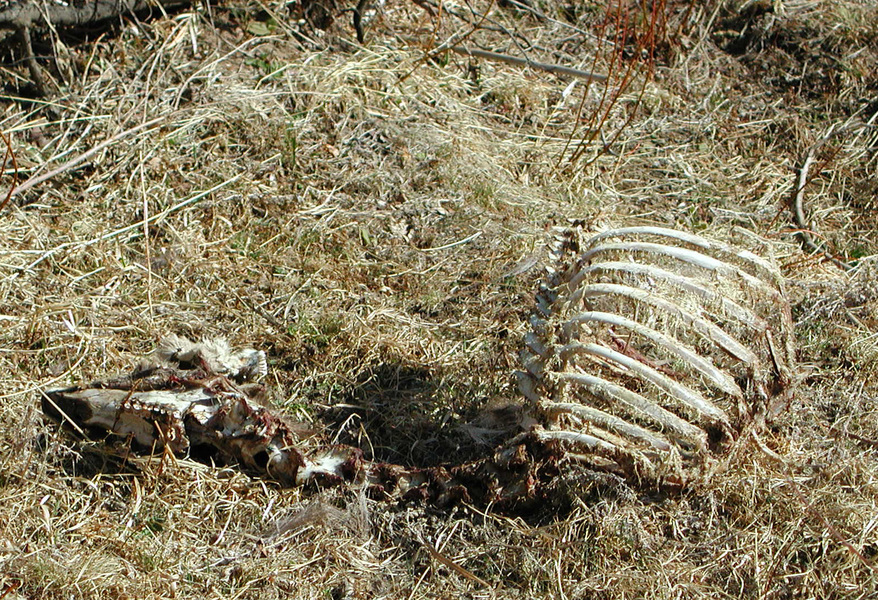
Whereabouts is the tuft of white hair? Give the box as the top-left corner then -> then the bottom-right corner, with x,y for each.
156,334 -> 267,381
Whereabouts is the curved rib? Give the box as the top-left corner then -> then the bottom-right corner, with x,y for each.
585,226 -> 781,283
552,371 -> 708,446
532,429 -> 623,453
564,311 -> 744,398
566,261 -> 768,331
573,283 -> 759,367
559,342 -> 732,427
577,242 -> 783,301
546,401 -> 673,451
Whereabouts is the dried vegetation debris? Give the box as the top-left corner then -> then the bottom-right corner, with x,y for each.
715,0 -> 878,104
793,257 -> 878,369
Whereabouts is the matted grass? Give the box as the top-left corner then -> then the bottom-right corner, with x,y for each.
1,1 -> 877,598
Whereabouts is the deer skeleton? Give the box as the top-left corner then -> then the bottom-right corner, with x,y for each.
42,225 -> 796,505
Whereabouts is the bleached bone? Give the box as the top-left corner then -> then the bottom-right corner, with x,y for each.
557,342 -> 733,428
563,311 -> 743,398
43,370 -> 306,484
577,241 -> 784,301
568,261 -> 769,331
585,226 -> 781,281
518,225 -> 796,487
552,370 -> 709,445
545,401 -> 671,449
42,338 -> 575,510
572,283 -> 758,364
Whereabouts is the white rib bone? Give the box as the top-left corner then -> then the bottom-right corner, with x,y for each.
546,401 -> 673,451
564,311 -> 744,398
571,283 -> 759,367
578,242 -> 783,301
558,342 -> 732,427
531,429 -> 624,453
586,226 -> 781,282
518,225 -> 796,487
552,371 -> 708,446
566,261 -> 768,331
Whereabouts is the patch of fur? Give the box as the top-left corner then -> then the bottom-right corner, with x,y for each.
155,334 -> 268,381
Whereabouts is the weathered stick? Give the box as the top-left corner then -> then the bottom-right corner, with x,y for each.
0,0 -> 192,39
450,45 -> 608,82
7,116 -> 167,201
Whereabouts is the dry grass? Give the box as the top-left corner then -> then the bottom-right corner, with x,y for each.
1,0 -> 877,597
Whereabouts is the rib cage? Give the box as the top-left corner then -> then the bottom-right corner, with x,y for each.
518,225 -> 796,485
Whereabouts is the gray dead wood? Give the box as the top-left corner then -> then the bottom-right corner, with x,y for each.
0,0 -> 191,38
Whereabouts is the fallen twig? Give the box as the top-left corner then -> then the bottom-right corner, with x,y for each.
450,45 -> 607,82
791,123 -> 853,271
790,116 -> 878,271
828,425 -> 878,450
0,127 -> 18,214
423,541 -> 492,588
398,1 -> 497,84
353,0 -> 371,44
7,115 -> 167,201
0,0 -> 192,41
18,25 -> 48,96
